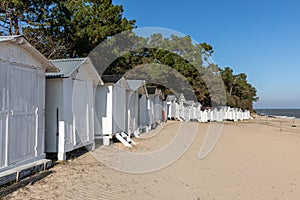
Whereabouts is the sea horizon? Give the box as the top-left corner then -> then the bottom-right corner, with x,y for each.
255,108 -> 300,119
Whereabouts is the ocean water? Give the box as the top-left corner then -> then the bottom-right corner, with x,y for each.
255,109 -> 300,119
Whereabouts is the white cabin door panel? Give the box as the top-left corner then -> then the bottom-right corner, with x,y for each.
86,81 -> 93,142
9,66 -> 37,165
73,80 -> 88,145
113,86 -> 126,133
36,71 -> 45,155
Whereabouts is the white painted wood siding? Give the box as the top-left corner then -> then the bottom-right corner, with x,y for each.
0,59 -> 45,170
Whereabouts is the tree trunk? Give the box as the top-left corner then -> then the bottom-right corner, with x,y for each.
9,17 -> 12,35
14,17 -> 20,35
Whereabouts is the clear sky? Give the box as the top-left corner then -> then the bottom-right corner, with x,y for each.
113,0 -> 300,109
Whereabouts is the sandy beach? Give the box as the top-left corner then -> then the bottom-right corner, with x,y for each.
3,117 -> 300,200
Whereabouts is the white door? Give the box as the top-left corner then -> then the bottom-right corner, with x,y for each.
72,80 -> 90,145
9,66 -> 37,165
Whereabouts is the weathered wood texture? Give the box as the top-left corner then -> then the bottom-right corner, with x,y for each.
0,40 -> 47,173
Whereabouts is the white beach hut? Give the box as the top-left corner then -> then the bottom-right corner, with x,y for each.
153,89 -> 163,124
126,80 -> 148,136
210,108 -> 217,121
233,108 -> 238,121
224,107 -> 230,120
237,109 -> 243,121
175,102 -> 180,120
147,97 -> 154,130
147,87 -> 163,127
45,58 -> 103,160
177,93 -> 186,121
162,100 -> 168,122
194,103 -> 202,121
0,36 -> 58,174
185,101 -> 196,121
138,92 -> 149,133
95,75 -> 130,145
226,107 -> 234,121
216,107 -> 226,122
207,109 -> 213,121
183,102 -> 191,121
200,109 -> 208,122
243,110 -> 251,120
166,95 -> 177,120
166,95 -> 179,120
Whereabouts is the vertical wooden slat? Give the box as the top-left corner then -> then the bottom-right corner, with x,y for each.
0,60 -> 9,168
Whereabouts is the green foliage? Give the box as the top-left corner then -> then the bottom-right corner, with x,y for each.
0,1 -> 258,110
103,33 -> 213,104
104,33 -> 258,110
0,0 -> 50,35
0,0 -> 136,58
221,67 -> 258,110
66,0 -> 136,57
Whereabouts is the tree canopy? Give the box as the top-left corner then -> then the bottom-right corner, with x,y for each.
0,0 -> 258,110
99,33 -> 258,110
0,0 -> 136,58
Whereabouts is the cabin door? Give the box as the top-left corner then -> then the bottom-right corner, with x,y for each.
72,80 -> 92,145
8,65 -> 38,165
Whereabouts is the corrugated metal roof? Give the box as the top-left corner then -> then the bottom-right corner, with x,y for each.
0,35 -> 58,72
47,58 -> 87,77
115,77 -> 131,90
126,80 -> 145,91
47,58 -> 103,85
166,95 -> 176,102
101,74 -> 123,83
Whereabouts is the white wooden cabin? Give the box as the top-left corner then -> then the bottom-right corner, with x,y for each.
126,80 -> 148,136
243,110 -> 251,120
153,90 -> 163,125
0,36 -> 58,172
207,109 -> 213,121
226,107 -> 234,121
233,108 -> 238,121
194,103 -> 202,121
166,95 -> 179,120
237,108 -> 244,121
45,58 -> 102,160
138,93 -> 148,132
216,107 -> 225,122
200,110 -> 208,122
147,97 -> 154,130
162,100 -> 168,122
224,107 -> 230,120
147,87 -> 163,128
177,93 -> 186,120
175,102 -> 180,119
95,76 -> 130,145
212,108 -> 218,121
183,102 -> 191,121
185,101 -> 195,121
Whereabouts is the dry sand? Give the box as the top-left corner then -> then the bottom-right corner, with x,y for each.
3,117 -> 300,200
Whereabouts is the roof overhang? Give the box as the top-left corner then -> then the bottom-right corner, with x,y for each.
47,57 -> 103,86
0,35 -> 59,72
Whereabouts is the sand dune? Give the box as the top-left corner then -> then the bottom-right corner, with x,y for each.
4,118 -> 300,199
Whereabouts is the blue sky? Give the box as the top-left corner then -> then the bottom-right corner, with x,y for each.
113,0 -> 300,108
